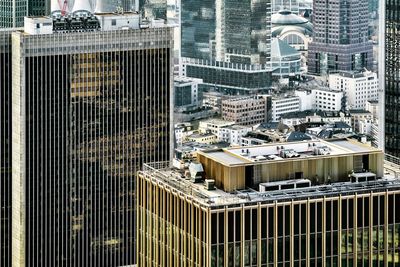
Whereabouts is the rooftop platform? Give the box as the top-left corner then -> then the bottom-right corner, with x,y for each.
200,139 -> 381,166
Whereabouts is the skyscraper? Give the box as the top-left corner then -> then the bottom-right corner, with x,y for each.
138,139 -> 400,266
272,0 -> 299,14
0,0 -> 49,28
307,0 -> 373,75
0,28 -> 14,267
384,0 -> 400,156
181,0 -> 272,94
11,13 -> 172,266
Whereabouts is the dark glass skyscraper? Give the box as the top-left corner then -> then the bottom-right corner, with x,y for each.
0,29 -> 13,267
181,0 -> 272,94
307,0 -> 373,75
385,0 -> 400,156
0,0 -> 49,28
11,14 -> 173,266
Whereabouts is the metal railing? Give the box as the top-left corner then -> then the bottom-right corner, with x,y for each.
384,154 -> 400,178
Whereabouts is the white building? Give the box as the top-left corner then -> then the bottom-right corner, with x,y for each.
174,123 -> 195,146
329,70 -> 379,110
271,96 -> 300,121
199,119 -> 235,135
294,90 -> 313,110
219,125 -> 253,146
366,100 -> 379,119
295,88 -> 343,111
349,110 -> 374,133
312,88 -> 343,111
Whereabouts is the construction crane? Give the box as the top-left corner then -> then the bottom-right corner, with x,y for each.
58,0 -> 68,16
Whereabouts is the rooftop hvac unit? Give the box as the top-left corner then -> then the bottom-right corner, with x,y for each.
189,162 -> 204,183
204,179 -> 215,190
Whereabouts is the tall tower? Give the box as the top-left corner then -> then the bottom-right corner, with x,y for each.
0,0 -> 50,28
215,0 -> 271,65
11,13 -> 173,266
0,28 -> 14,267
384,0 -> 400,156
307,0 -> 373,75
179,0 -> 273,94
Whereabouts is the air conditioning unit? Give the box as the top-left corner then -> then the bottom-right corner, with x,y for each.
204,179 -> 215,190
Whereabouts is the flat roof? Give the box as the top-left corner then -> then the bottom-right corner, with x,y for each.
199,139 -> 381,166
200,118 -> 235,126
141,162 -> 400,209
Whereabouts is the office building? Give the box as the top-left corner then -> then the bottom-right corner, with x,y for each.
329,71 -> 379,110
272,0 -> 299,14
218,124 -> 253,146
174,76 -> 203,110
307,0 -> 373,75
385,0 -> 400,156
199,118 -> 235,135
271,95 -> 300,121
270,38 -> 302,78
222,95 -> 268,126
11,12 -> 173,266
296,88 -> 344,112
0,29 -> 15,267
0,0 -> 49,28
138,139 -> 400,266
179,0 -> 273,94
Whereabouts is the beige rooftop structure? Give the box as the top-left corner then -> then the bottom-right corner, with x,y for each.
197,138 -> 383,192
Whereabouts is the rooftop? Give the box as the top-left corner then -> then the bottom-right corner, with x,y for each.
174,76 -> 203,86
330,70 -> 376,79
198,139 -> 380,166
142,162 -> 399,209
281,110 -> 350,119
223,124 -> 252,131
200,118 -> 235,126
271,38 -> 301,59
349,109 -> 372,114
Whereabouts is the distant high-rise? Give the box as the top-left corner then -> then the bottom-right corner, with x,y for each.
0,0 -> 49,28
307,0 -> 373,75
11,13 -> 172,266
181,0 -> 272,94
385,0 -> 400,156
272,0 -> 299,14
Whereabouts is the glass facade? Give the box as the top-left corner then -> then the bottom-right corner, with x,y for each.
138,169 -> 400,267
0,30 -> 12,267
181,0 -> 272,93
12,28 -> 173,266
0,0 -> 49,28
175,85 -> 193,107
307,0 -> 373,74
385,0 -> 400,156
181,0 -> 216,60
